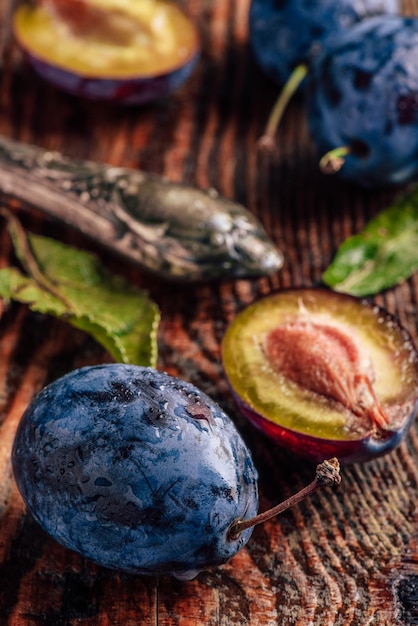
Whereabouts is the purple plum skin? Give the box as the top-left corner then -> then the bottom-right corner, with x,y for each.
249,0 -> 398,87
12,364 -> 258,580
236,393 -> 418,464
22,50 -> 200,105
306,16 -> 418,186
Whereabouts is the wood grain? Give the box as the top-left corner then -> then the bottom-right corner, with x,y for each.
0,0 -> 418,624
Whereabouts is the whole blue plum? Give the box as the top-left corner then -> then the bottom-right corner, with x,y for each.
306,16 -> 418,186
249,0 -> 398,87
12,364 -> 259,580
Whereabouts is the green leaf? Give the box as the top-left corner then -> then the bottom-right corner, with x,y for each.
322,187 -> 418,296
0,230 -> 160,366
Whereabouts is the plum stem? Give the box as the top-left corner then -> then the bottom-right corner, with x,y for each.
319,146 -> 351,174
228,457 -> 341,540
258,63 -> 308,153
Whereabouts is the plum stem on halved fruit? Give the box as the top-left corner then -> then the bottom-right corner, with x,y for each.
229,457 -> 341,540
319,146 -> 351,174
258,64 -> 308,153
354,374 -> 389,429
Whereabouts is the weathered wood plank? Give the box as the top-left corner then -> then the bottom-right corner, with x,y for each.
0,0 -> 417,624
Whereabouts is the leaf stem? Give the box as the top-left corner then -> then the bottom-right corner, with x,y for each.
228,457 -> 341,540
258,64 -> 308,152
0,207 -> 74,311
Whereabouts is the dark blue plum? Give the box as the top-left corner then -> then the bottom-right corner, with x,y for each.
306,16 -> 418,186
249,0 -> 398,87
12,364 -> 259,580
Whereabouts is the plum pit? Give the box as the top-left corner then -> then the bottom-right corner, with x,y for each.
265,318 -> 389,430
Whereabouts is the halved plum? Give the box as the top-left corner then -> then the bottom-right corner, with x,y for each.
12,0 -> 200,105
222,287 -> 418,464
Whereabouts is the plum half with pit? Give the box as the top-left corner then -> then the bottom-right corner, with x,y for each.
306,15 -> 418,186
12,0 -> 200,105
222,287 -> 418,464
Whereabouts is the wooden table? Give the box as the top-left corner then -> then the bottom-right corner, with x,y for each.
0,1 -> 417,624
